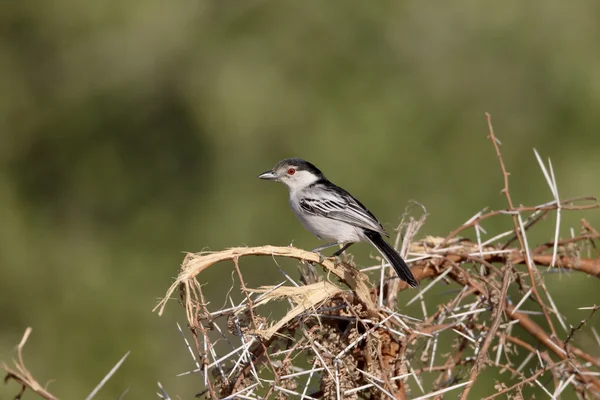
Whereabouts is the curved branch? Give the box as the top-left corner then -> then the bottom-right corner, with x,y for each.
154,246 -> 378,319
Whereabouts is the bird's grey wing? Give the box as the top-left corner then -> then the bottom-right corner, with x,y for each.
299,191 -> 387,235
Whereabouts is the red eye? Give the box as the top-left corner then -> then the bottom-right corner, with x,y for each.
287,168 -> 296,175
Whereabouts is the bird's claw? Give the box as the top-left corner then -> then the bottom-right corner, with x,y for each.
312,251 -> 342,264
315,252 -> 326,264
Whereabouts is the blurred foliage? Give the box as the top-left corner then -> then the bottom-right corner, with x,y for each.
1,0 -> 599,398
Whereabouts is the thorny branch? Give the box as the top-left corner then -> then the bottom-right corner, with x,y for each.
152,117 -> 600,398
232,257 -> 281,385
481,360 -> 567,400
564,305 -> 599,356
485,113 -> 557,339
156,201 -> 599,399
459,266 -> 513,400
3,115 -> 599,399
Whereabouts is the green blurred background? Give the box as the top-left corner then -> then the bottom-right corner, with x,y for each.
1,1 -> 599,398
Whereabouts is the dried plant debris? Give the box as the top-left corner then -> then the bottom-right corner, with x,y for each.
4,115 -> 598,400
156,115 -> 600,399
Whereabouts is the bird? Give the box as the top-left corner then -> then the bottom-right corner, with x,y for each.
258,158 -> 418,288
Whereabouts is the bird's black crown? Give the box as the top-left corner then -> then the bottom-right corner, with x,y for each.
275,158 -> 324,177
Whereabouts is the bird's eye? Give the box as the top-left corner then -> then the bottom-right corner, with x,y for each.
287,168 -> 296,175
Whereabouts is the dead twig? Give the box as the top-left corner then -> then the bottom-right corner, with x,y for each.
460,266 -> 513,400
1,328 -> 58,400
481,360 -> 567,400
154,114 -> 600,399
485,113 -> 558,339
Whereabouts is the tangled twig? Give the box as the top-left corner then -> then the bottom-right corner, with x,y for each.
153,114 -> 600,400
3,114 -> 599,399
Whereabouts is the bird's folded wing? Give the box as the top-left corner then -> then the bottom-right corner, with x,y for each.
299,196 -> 387,235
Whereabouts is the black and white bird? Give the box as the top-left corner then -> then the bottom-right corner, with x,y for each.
258,158 -> 418,288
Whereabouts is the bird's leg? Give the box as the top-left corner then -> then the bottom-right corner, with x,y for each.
332,243 -> 354,257
311,242 -> 339,263
311,242 -> 339,253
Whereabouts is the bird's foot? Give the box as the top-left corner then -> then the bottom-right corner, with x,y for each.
311,251 -> 343,265
330,254 -> 343,264
313,251 -> 326,264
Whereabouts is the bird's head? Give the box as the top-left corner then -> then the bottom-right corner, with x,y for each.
258,158 -> 324,190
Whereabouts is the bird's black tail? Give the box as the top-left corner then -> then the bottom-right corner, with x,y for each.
364,230 -> 418,288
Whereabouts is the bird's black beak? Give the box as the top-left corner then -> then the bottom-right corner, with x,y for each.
258,170 -> 278,180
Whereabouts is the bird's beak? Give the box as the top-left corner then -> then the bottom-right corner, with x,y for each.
258,170 -> 278,180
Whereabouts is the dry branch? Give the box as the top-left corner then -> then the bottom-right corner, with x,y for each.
154,115 -> 600,400
154,246 -> 378,319
3,116 -> 599,399
460,266 -> 513,400
156,213 -> 600,399
1,328 -> 58,400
